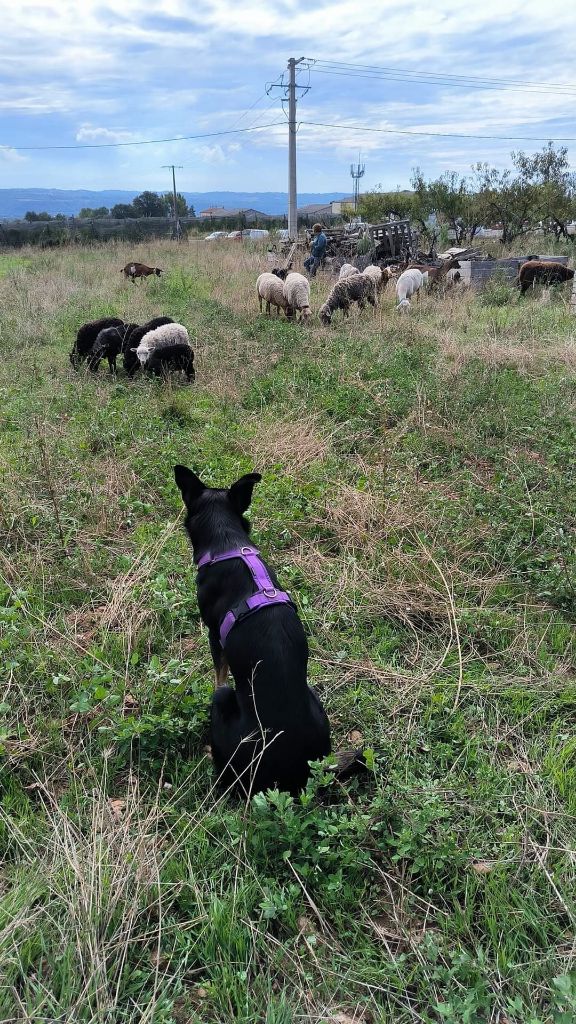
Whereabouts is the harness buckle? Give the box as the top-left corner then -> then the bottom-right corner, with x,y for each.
263,588 -> 277,598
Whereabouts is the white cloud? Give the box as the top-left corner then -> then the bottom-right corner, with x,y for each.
195,144 -> 227,164
0,146 -> 26,163
1,0 -> 575,190
75,124 -> 136,144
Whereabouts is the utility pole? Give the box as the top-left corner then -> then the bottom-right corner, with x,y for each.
268,58 -> 309,243
162,164 -> 183,239
287,58 -> 299,241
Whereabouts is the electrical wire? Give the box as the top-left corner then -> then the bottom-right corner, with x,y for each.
300,119 -> 576,142
6,121 -> 286,152
307,58 -> 576,96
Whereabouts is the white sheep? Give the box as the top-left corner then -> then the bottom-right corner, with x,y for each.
256,272 -> 293,316
338,263 -> 359,281
395,268 -> 424,311
283,272 -> 311,321
362,264 -> 383,290
363,265 -> 401,292
135,322 -> 195,379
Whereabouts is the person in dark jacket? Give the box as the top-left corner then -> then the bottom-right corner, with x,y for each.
304,223 -> 327,277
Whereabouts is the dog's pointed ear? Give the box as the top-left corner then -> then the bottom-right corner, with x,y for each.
228,473 -> 262,514
174,465 -> 206,507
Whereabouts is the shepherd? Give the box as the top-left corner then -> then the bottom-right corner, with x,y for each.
303,223 -> 327,278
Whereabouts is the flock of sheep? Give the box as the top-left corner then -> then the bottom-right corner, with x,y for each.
68,255 -> 574,383
257,255 -> 575,326
69,315 -> 195,380
256,257 -> 463,327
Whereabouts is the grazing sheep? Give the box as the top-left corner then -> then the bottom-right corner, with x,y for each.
517,260 -> 574,295
70,316 -> 124,370
123,317 -> 174,376
283,272 -> 312,321
361,264 -> 399,292
121,262 -> 163,283
446,269 -> 462,288
395,268 -> 425,311
407,258 -> 461,290
319,275 -> 377,325
361,264 -> 383,290
338,263 -> 359,281
257,273 -> 293,316
88,324 -> 133,374
271,263 -> 293,281
135,322 -> 195,381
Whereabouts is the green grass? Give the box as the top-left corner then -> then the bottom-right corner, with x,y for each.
0,240 -> 575,1023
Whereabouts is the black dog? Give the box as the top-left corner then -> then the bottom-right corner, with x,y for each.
174,466 -> 331,797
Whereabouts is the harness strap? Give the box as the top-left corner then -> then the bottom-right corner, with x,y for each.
197,546 -> 296,646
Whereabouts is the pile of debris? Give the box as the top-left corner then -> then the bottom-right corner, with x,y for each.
437,246 -> 490,261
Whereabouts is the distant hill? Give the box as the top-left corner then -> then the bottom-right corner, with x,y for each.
0,189 -> 350,220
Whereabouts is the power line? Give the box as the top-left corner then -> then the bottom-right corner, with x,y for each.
307,58 -> 576,96
300,120 -> 576,142
225,75 -> 283,131
7,121 -> 285,152
309,67 -> 576,98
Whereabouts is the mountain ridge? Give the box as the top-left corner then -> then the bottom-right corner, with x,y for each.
0,189 -> 351,220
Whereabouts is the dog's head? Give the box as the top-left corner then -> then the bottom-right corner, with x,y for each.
154,268 -> 163,277
174,466 -> 262,549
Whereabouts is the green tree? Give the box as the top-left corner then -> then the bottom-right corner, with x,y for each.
24,211 -> 52,221
163,192 -> 189,218
423,171 -> 485,244
472,163 -> 537,245
78,206 -> 110,219
409,170 -> 438,238
132,191 -> 169,218
358,188 -> 414,224
512,143 -> 576,240
111,203 -> 136,219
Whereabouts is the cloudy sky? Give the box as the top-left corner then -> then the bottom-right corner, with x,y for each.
1,0 -> 575,195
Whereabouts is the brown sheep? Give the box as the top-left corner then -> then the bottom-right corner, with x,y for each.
517,260 -> 574,295
407,258 -> 461,289
121,262 -> 163,283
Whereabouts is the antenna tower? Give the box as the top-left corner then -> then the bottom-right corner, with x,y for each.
350,156 -> 365,212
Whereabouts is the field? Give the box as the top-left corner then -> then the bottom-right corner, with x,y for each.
0,238 -> 575,1024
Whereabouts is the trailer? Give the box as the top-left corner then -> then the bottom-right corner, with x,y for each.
370,219 -> 417,260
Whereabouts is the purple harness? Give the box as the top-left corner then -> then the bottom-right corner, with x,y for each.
197,545 -> 296,646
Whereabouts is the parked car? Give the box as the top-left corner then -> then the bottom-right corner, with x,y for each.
204,231 -> 228,241
226,229 -> 270,241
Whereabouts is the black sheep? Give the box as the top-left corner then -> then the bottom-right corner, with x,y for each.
145,343 -> 195,381
318,275 -> 377,325
70,317 -> 124,370
88,323 -> 139,374
122,317 -> 175,376
517,260 -> 574,295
